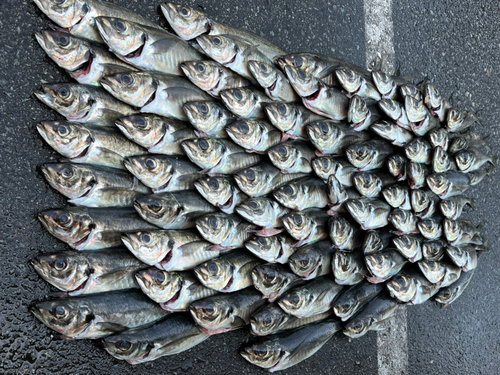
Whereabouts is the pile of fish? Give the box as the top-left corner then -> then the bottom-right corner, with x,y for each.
30,0 -> 493,371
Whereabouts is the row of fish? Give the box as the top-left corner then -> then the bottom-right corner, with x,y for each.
30,0 -> 492,372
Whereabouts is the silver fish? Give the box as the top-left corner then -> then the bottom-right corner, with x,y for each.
245,234 -> 297,264
248,60 -> 299,102
346,140 -> 394,171
134,191 -> 216,229
372,71 -> 408,99
410,189 -> 439,219
405,95 -> 427,123
411,112 -> 440,137
361,229 -> 394,255
327,175 -> 360,214
124,155 -> 200,193
371,120 -> 413,147
418,260 -> 461,287
312,156 -> 357,186
194,176 -> 248,214
182,138 -> 262,174
446,108 -> 479,133
288,240 -> 334,280
389,208 -> 419,235
449,132 -> 485,154
183,101 -> 234,138
365,249 -> 407,283
252,264 -> 304,302
116,114 -> 196,155
265,103 -> 323,140
422,239 -> 446,261
417,216 -> 443,240
426,172 -> 473,198
328,216 -> 363,251
455,146 -> 495,173
435,269 -> 475,307
433,146 -> 457,173
400,84 -> 422,100
35,83 -> 136,125
387,154 -> 407,181
424,83 -> 452,122
181,60 -> 250,98
407,162 -> 429,189
332,280 -> 384,321
307,120 -> 370,155
386,269 -> 439,305
382,184 -> 411,210
268,141 -> 316,174
195,213 -> 257,249
354,171 -> 397,198
235,197 -> 289,236
440,196 -> 473,220
405,138 -> 432,164
273,177 -> 329,211
443,219 -> 483,246
332,250 -> 367,285
428,128 -> 449,151
220,87 -> 274,119
346,198 -> 391,230
392,234 -> 423,262
378,98 -> 413,131
336,68 -> 381,100
225,119 -> 281,153
282,209 -> 330,247
348,96 -> 381,131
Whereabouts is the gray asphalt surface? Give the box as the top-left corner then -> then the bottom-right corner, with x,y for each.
0,0 -> 498,374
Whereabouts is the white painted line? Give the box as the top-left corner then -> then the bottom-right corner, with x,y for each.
363,1 -> 408,374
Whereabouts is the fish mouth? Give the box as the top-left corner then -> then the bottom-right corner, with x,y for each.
124,40 -> 146,60
71,53 -> 94,79
34,31 -> 47,50
70,143 -> 91,162
72,231 -> 92,250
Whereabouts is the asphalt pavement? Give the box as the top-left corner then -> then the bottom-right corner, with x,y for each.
0,1 -> 498,374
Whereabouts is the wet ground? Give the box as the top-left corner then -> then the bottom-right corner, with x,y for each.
0,0 -> 498,374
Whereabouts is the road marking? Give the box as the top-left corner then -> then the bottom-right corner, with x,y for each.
363,1 -> 409,374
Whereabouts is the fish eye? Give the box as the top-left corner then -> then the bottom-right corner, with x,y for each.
61,167 -> 73,178
208,217 -> 217,229
58,35 -> 69,47
238,122 -> 249,133
292,215 -> 303,226
353,323 -> 363,331
212,37 -> 222,46
233,90 -> 243,101
207,262 -> 218,275
142,233 -> 151,243
277,146 -> 287,156
180,7 -> 191,16
283,186 -> 293,195
259,63 -> 267,71
58,213 -> 71,225
134,117 -> 147,129
207,178 -> 219,190
246,171 -> 255,181
116,340 -> 131,351
249,201 -> 258,209
54,305 -> 67,318
145,158 -> 156,170
257,237 -> 267,245
151,201 -> 162,212
53,0 -> 65,4
153,271 -> 165,284
120,74 -> 133,85
277,104 -> 286,115
196,63 -> 205,72
320,123 -> 329,134
264,316 -> 273,325
320,158 -> 330,168
54,259 -> 67,270
298,69 -> 307,79
199,104 -> 209,114
295,56 -> 303,67
254,346 -> 268,357
288,293 -> 300,304
113,20 -> 126,32
203,305 -> 214,314
265,270 -> 275,282
375,254 -> 383,263
58,86 -> 70,99
199,140 -> 209,150
57,125 -> 69,136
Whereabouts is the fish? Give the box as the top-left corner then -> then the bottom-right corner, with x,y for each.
31,290 -> 169,339
346,198 -> 391,230
372,71 -> 409,99
378,99 -> 413,131
365,249 -> 407,283
182,138 -> 262,174
418,261 -> 461,287
38,207 -> 158,250
336,68 -> 381,100
161,3 -> 284,60
196,35 -> 274,83
410,189 -> 439,219
347,96 -> 381,131
250,303 -> 331,336
332,280 -> 384,321
124,155 -> 199,193
411,112 -> 440,137
440,196 -> 473,220
346,140 -> 394,171
226,119 -> 282,153
392,234 -> 424,262
417,216 -> 443,240
31,249 -> 145,295
33,0 -> 161,43
181,60 -> 251,98
252,263 -> 305,302
41,163 -> 149,207
446,109 -> 479,133
449,132 -> 486,154
184,101 -> 234,139
386,269 -> 440,305
354,171 -> 397,198
282,209 -> 330,247
328,216 -> 363,251
268,141 -> 316,174
455,146 -> 496,173
407,162 -> 429,189
428,128 -> 449,151
195,213 -> 257,249
245,234 -> 297,264
95,17 -> 203,75
194,250 -> 262,293
404,95 -> 427,123
121,229 -> 202,267
277,276 -> 344,318
100,71 -> 212,121
134,269 -> 218,309
234,163 -> 308,197
387,154 -> 407,181
235,197 -> 289,236
405,138 -> 432,164
288,240 -> 335,280
220,87 -> 274,119
134,191 -> 217,229
312,156 -> 357,186
435,269 -> 476,307
382,184 -> 411,210
194,176 -> 248,214
241,319 -> 342,372
248,60 -> 299,102
115,114 -> 196,155
34,83 -> 136,125
361,229 -> 394,255
265,103 -> 323,141
332,250 -> 367,285
273,177 -> 329,211
102,314 -> 209,364
432,146 -> 457,173
443,219 -> 483,246
371,120 -> 413,147
188,288 -> 266,335
343,293 -> 398,338
399,84 -> 422,100
423,83 -> 452,122
307,121 -> 370,155
422,239 -> 446,261
327,175 -> 360,214
284,66 -> 349,120
35,30 -> 135,86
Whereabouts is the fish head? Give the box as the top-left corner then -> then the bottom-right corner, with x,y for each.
33,0 -> 87,29
411,190 -> 430,213
455,151 -> 474,172
240,339 -> 283,369
248,60 -> 278,88
371,120 -> 397,140
348,95 -> 368,124
417,219 -> 441,239
434,287 -> 455,305
440,199 -> 458,218
312,157 -> 338,181
188,297 -> 233,331
265,103 -> 297,132
278,287 -> 311,315
283,65 -> 319,97
405,138 -> 427,162
268,143 -> 297,171
273,182 -> 301,208
236,197 -> 275,225
100,71 -> 156,107
226,120 -> 263,148
446,109 -> 464,132
220,88 -> 257,117
382,185 -> 405,208
160,3 -> 209,40
195,213 -> 233,245
250,304 -> 289,336
336,68 -> 362,93
449,137 -> 468,154
424,83 -> 443,108
274,53 -> 319,76
387,154 -> 406,178
181,138 -> 225,170
234,164 -> 270,197
418,261 -> 445,284
345,199 -> 370,224
372,71 -> 396,96
181,61 -> 223,91
386,273 -> 417,302
405,96 -> 426,123
444,246 -> 466,269
252,264 -> 287,297
428,129 -> 448,149
307,121 -> 341,150
102,333 -> 150,363
115,114 -> 166,148
196,35 -> 236,64
95,17 -> 145,57
194,257 -> 233,291
245,236 -> 281,261
354,172 -> 381,197
121,231 -> 172,265
41,163 -> 95,198
38,208 -> 92,247
124,155 -> 173,190
432,147 -> 450,173
393,235 -> 420,259
400,84 -> 421,99
282,212 -> 312,241
288,246 -> 321,278
134,195 -> 181,227
31,252 -> 88,292
407,162 -> 426,187
135,268 -> 181,303
184,101 -> 232,133
388,209 -> 413,231
329,216 -> 355,248
194,176 -> 234,207
35,30 -> 91,71
37,121 -> 90,159
35,83 -> 93,120
31,298 -> 93,337
344,316 -> 371,338
443,219 -> 460,243
378,99 -> 400,120
422,241 -> 445,260
362,230 -> 383,254
334,251 -> 359,281
346,143 -> 377,170
333,298 -> 358,320
365,252 -> 392,278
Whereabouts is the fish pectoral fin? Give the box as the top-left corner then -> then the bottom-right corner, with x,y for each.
231,315 -> 247,328
98,268 -> 135,286
150,38 -> 179,54
94,322 -> 127,334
